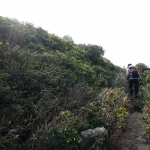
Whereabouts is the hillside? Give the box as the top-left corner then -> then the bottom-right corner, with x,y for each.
0,16 -> 150,150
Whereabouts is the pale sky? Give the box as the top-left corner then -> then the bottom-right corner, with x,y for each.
0,0 -> 150,68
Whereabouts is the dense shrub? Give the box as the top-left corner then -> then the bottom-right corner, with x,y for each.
0,16 -> 129,149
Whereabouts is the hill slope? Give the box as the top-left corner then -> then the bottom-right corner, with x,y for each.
0,16 -> 136,150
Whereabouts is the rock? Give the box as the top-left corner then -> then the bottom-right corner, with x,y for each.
77,127 -> 108,150
63,35 -> 73,42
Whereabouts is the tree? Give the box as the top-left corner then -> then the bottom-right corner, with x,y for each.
135,63 -> 148,75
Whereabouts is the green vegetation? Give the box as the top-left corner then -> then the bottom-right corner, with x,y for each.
0,16 -> 150,150
138,64 -> 150,142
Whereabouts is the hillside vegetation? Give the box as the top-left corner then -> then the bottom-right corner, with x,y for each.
0,16 -> 150,150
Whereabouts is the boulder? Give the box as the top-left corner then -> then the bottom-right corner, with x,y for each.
63,35 -> 73,42
73,127 -> 108,150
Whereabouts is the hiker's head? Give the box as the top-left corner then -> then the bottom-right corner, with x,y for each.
129,65 -> 134,68
128,64 -> 132,68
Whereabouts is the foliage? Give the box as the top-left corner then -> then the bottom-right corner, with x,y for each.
141,100 -> 150,141
135,63 -> 149,75
0,16 -> 129,150
140,69 -> 150,142
27,126 -> 79,150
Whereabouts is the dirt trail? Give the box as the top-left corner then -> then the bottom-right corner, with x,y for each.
122,100 -> 150,150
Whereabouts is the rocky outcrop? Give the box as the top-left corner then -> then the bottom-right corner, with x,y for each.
63,35 -> 73,42
73,127 -> 108,150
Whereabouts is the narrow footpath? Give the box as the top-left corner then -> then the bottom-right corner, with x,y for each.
121,100 -> 150,150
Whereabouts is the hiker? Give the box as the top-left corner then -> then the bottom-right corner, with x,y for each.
126,64 -> 140,98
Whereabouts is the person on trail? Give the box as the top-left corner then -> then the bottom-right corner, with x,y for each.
126,64 -> 140,98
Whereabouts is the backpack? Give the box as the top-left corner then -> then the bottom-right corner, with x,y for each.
129,67 -> 139,78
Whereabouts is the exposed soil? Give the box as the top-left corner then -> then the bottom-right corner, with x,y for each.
121,99 -> 150,150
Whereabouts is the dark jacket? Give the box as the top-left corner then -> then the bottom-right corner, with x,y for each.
126,65 -> 140,80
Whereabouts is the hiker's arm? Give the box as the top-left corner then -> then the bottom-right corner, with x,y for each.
126,70 -> 130,83
126,70 -> 129,80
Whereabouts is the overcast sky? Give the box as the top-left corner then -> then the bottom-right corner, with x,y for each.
0,0 -> 150,68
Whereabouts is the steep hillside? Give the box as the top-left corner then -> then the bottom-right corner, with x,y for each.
2,16 -> 149,150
